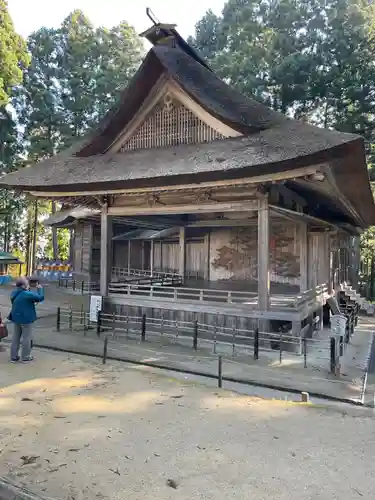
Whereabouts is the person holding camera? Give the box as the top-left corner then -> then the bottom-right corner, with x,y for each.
9,276 -> 44,363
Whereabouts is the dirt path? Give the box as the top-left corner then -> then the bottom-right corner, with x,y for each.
0,348 -> 374,500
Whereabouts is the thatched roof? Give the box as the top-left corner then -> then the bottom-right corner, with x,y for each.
1,120 -> 360,191
0,22 -> 373,226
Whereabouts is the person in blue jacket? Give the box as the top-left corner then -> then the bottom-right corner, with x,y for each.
9,276 -> 44,362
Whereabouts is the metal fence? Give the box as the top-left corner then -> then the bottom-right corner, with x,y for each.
54,306 -> 347,374
57,277 -> 99,294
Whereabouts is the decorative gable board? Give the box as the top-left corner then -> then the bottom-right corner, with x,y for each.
120,93 -> 225,152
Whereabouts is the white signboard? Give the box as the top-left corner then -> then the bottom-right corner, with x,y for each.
90,295 -> 103,323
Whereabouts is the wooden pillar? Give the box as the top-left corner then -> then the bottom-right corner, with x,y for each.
141,241 -> 145,271
328,233 -> 333,294
299,222 -> 308,291
351,236 -> 360,289
204,230 -> 211,281
179,226 -> 186,279
150,240 -> 154,276
258,198 -> 270,312
100,204 -> 112,297
127,240 -> 131,275
160,241 -> 163,272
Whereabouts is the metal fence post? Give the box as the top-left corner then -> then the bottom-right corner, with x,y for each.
330,336 -> 336,374
253,328 -> 259,360
102,336 -> 108,364
279,331 -> 283,364
339,335 -> 344,356
112,312 -> 116,339
73,280 -> 76,292
141,313 -> 146,342
83,310 -> 87,335
97,311 -> 102,337
193,319 -> 198,350
345,320 -> 350,344
218,355 -> 223,388
56,307 -> 61,332
81,280 -> 84,295
303,334 -> 307,368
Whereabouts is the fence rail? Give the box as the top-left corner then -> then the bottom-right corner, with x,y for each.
57,276 -> 332,315
57,277 -> 99,294
108,283 -> 258,304
294,283 -> 329,309
111,268 -> 182,280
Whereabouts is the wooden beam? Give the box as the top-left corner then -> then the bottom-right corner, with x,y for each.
179,226 -> 186,278
187,219 -> 257,228
270,204 -> 336,230
108,200 -> 259,217
258,198 -> 270,314
299,223 -> 308,291
108,295 -> 302,321
28,165 -> 320,199
100,204 -> 112,296
270,184 -> 308,208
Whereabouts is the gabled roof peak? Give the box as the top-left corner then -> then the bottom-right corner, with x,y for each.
139,23 -> 178,46
139,9 -> 211,71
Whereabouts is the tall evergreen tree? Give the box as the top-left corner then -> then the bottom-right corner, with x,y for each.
15,10 -> 144,260
0,0 -> 30,106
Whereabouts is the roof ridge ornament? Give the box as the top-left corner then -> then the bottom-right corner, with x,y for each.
140,9 -> 177,46
146,7 -> 159,26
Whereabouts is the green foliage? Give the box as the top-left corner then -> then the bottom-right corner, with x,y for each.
192,0 -> 375,131
190,0 -> 375,265
43,228 -> 70,261
11,10 -> 144,261
191,0 -> 375,131
0,0 -> 30,106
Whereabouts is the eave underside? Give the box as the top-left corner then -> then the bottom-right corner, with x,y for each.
35,174 -> 366,234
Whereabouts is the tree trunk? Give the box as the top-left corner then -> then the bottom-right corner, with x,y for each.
69,228 -> 74,262
31,201 -> 38,275
51,201 -> 58,260
25,212 -> 32,276
3,215 -> 8,252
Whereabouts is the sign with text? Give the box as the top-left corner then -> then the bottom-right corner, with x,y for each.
90,295 -> 103,323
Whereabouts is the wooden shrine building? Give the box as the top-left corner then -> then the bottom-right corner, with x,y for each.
1,20 -> 374,336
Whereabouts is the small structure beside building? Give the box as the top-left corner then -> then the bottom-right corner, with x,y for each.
0,251 -> 22,281
1,20 -> 374,339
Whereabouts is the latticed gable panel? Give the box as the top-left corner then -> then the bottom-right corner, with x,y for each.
120,93 -> 225,152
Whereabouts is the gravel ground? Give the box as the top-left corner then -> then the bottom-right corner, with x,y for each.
0,348 -> 374,500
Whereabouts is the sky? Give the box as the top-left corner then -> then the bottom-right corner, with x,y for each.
8,0 -> 224,40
